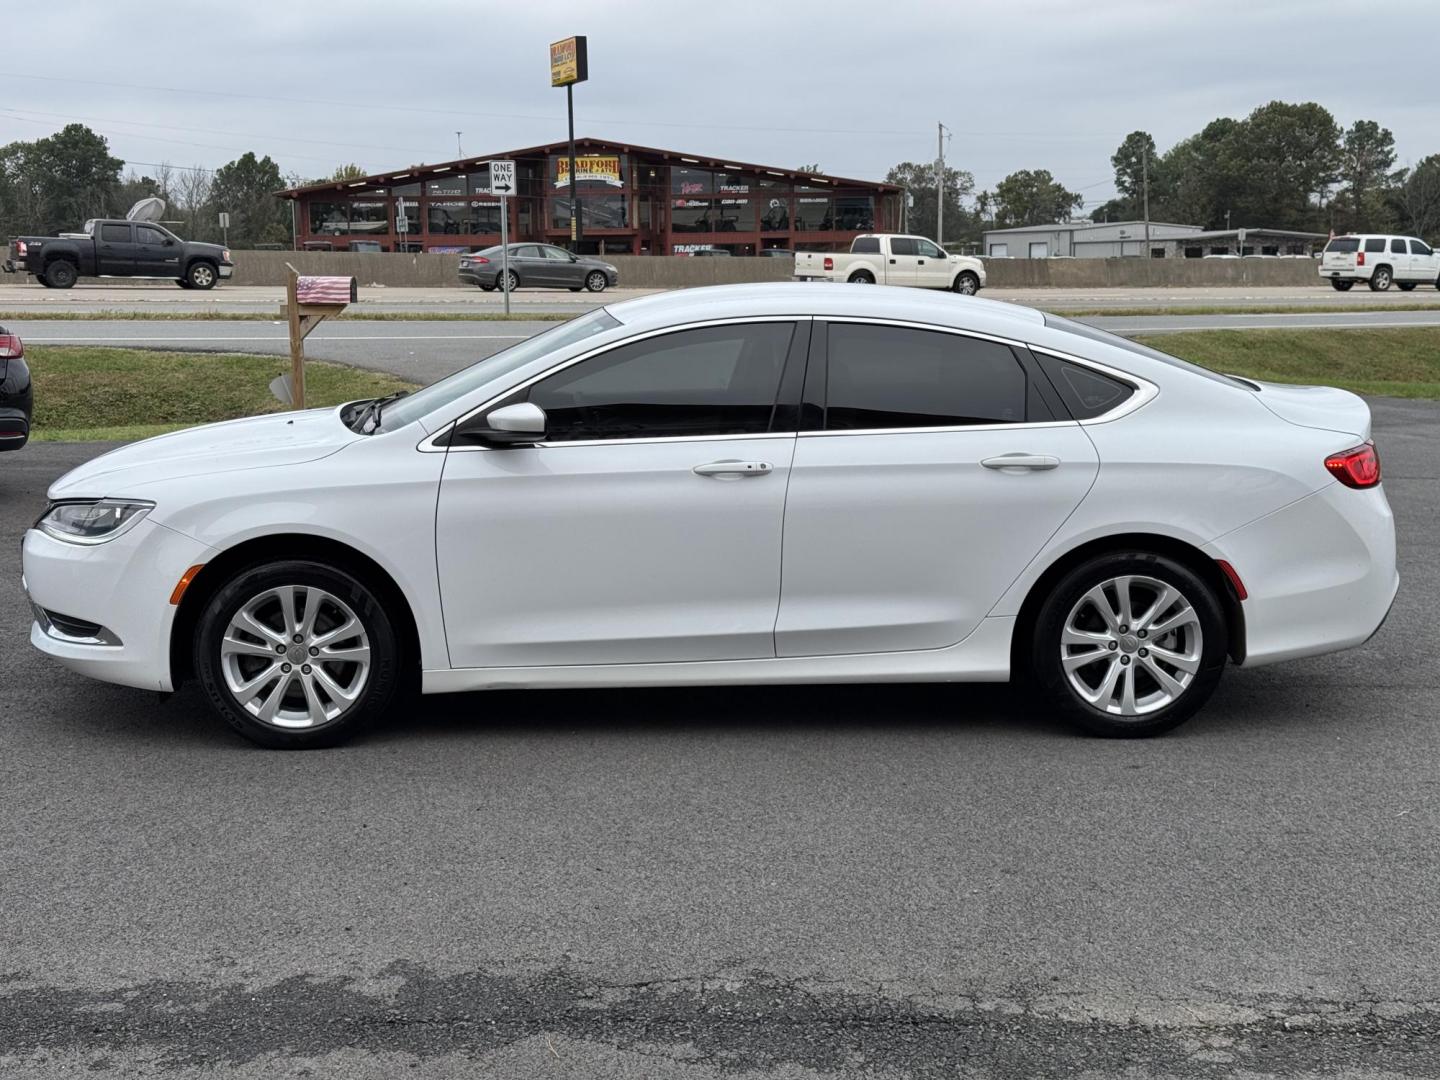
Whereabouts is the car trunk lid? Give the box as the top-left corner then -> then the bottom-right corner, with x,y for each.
1250,380 -> 1371,440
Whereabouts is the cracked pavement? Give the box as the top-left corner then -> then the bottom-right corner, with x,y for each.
1,397 -> 1437,1078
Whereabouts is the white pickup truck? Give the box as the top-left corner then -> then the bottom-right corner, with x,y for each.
794,234 -> 986,294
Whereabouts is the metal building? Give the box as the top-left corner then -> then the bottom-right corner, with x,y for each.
981,221 -> 1202,259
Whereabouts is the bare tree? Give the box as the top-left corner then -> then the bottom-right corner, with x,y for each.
173,164 -> 214,241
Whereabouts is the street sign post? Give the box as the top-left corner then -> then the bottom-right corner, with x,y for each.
219,211 -> 230,249
488,160 -> 516,316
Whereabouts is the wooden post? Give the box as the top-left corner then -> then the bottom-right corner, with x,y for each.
285,264 -> 306,410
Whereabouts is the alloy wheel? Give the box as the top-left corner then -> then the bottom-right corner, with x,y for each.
219,585 -> 371,729
192,265 -> 215,287
1060,574 -> 1203,717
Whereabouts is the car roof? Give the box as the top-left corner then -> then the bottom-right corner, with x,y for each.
605,282 -> 1044,337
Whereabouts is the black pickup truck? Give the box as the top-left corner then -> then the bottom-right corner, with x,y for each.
3,220 -> 233,290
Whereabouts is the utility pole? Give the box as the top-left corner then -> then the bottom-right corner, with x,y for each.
1142,144 -> 1151,254
456,132 -> 463,157
935,122 -> 949,247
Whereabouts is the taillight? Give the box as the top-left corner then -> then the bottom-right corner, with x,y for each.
0,334 -> 22,359
1325,442 -> 1381,488
1356,251 -> 1365,266
823,256 -> 834,270
474,256 -> 490,264
15,241 -> 27,257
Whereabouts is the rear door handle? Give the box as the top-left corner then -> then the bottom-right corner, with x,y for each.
693,460 -> 773,477
981,453 -> 1060,471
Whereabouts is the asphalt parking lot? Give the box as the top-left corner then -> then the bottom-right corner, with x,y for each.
1,398 -> 1438,1078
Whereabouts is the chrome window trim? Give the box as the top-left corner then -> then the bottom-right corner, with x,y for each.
419,315 -> 812,453
1024,343 -> 1159,425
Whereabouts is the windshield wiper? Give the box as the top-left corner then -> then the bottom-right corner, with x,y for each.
353,390 -> 410,434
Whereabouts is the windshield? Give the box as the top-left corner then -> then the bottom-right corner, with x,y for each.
1043,314 -> 1250,390
376,308 -> 622,432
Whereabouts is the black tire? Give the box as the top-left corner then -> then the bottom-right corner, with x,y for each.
585,271 -> 609,293
1397,281 -> 1417,291
37,277 -> 53,288
195,560 -> 402,749
500,269 -> 519,292
1029,552 -> 1228,738
45,260 -> 78,289
177,278 -> 194,290
479,284 -> 496,292
848,271 -> 875,284
1368,265 -> 1392,291
569,285 -> 583,292
953,271 -> 980,295
186,261 -> 218,290
1330,279 -> 1354,291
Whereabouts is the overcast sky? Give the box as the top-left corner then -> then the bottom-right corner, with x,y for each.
6,0 -> 1440,208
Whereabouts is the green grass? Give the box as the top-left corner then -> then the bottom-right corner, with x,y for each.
26,346 -> 418,442
1133,328 -> 1440,399
0,309 -> 570,322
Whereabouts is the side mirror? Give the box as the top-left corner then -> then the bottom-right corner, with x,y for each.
569,253 -> 579,262
455,401 -> 547,446
163,238 -> 176,246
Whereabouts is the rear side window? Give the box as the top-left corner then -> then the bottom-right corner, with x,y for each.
1033,352 -> 1135,420
1410,240 -> 1432,256
823,324 -> 1033,430
100,224 -> 130,242
1364,238 -> 1385,253
889,237 -> 919,256
1391,238 -> 1407,254
1325,237 -> 1360,253
526,322 -> 796,441
851,236 -> 880,254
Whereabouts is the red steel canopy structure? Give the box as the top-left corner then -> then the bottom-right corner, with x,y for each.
276,137 -> 903,257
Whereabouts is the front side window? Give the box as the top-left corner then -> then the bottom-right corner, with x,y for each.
524,323 -> 796,442
823,324 -> 1031,430
137,226 -> 167,245
540,245 -> 572,260
917,239 -> 945,258
1411,239 -> 1433,256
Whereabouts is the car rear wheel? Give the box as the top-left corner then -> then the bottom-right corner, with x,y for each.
1369,266 -> 1392,291
1397,281 -> 1417,291
585,271 -> 608,293
195,560 -> 401,749
187,262 -> 217,290
500,269 -> 519,292
1330,279 -> 1354,291
953,271 -> 980,295
45,260 -> 78,289
849,271 -> 875,284
1030,553 -> 1227,738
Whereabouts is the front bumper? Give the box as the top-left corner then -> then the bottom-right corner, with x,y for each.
1205,482 -> 1398,667
219,264 -> 234,279
22,518 -> 213,691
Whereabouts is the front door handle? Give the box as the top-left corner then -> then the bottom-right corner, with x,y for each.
981,453 -> 1061,472
693,460 -> 773,477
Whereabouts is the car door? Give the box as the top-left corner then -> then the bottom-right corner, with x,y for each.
884,237 -> 921,285
96,222 -> 138,274
1410,238 -> 1437,283
539,244 -> 580,286
134,225 -> 181,277
435,319 -> 809,668
774,320 -> 1100,657
915,238 -> 951,287
509,244 -> 545,287
1389,237 -> 1413,280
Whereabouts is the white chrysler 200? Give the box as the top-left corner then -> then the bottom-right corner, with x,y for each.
23,284 -> 1397,748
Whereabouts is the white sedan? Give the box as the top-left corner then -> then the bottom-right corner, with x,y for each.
22,284 -> 1397,748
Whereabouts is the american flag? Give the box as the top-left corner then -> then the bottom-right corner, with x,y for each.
296,275 -> 356,304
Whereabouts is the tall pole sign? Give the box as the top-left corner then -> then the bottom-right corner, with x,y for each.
550,36 -> 588,254
488,159 -> 516,316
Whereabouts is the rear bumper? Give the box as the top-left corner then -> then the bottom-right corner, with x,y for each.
0,406 -> 30,451
1205,482 -> 1398,667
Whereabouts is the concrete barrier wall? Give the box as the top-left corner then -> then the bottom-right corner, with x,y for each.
223,250 -> 1326,290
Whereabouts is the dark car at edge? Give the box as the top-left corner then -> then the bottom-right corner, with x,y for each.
0,326 -> 33,452
458,243 -> 619,293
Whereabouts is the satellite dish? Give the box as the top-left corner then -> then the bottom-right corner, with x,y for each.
126,197 -> 167,222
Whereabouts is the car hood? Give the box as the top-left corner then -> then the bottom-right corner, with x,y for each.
48,408 -> 359,499
1250,380 -> 1371,440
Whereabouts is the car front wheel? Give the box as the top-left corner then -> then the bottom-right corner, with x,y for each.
195,561 -> 401,748
187,262 -> 218,290
1030,553 -> 1227,738
585,271 -> 608,292
953,271 -> 980,294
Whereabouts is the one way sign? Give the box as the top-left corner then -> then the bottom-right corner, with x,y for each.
487,160 -> 516,196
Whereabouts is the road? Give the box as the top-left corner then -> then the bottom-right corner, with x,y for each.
1,398 -> 1437,1078
5,281 -> 1440,316
11,306 -> 1440,384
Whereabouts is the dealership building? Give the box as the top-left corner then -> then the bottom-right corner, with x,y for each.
276,137 -> 903,256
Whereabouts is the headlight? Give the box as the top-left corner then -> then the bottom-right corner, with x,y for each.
37,499 -> 154,545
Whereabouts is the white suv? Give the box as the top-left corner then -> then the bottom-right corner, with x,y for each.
1320,234 -> 1440,291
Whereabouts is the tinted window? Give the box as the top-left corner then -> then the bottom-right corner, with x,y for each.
889,237 -> 920,256
525,323 -> 796,441
824,324 -> 1030,430
1033,353 -> 1135,420
851,236 -> 880,254
1326,238 -> 1360,253
137,226 -> 167,245
1411,240 -> 1432,256
100,224 -> 130,242
1043,314 -> 1249,390
1365,238 -> 1385,253
1391,238 -> 1407,254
